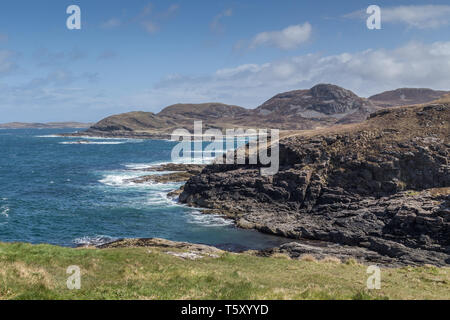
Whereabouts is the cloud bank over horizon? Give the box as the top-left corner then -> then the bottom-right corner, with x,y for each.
2,40 -> 450,122
127,41 -> 450,111
1,1 -> 450,122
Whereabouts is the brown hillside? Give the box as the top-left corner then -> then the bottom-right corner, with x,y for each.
369,88 -> 448,108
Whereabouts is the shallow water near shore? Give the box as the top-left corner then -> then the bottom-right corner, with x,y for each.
0,128 -> 288,251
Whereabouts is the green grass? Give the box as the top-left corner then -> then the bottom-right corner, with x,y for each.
0,242 -> 448,300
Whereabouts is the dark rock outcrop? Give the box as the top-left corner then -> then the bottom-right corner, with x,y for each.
180,103 -> 450,266
125,164 -> 205,184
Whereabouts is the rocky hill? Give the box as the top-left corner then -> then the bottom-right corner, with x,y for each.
81,103 -> 253,138
369,88 -> 448,108
70,84 -> 384,138
69,84 -> 448,139
157,103 -> 251,120
180,103 -> 450,266
255,84 -> 376,124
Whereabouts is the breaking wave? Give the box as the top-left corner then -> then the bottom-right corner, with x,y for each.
186,210 -> 234,227
59,141 -> 132,145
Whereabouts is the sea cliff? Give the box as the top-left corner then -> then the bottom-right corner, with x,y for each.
179,103 -> 450,266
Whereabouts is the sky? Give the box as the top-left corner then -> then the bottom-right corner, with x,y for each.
0,0 -> 450,122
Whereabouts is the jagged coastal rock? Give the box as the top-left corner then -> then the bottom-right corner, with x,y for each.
125,163 -> 205,184
179,104 -> 450,266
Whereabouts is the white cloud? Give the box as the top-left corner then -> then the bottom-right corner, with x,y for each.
248,23 -> 312,50
383,5 -> 450,28
4,41 -> 450,122
215,64 -> 268,77
128,41 -> 450,110
210,8 -> 233,33
346,5 -> 450,29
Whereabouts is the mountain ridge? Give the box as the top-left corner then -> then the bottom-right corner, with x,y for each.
64,85 -> 448,138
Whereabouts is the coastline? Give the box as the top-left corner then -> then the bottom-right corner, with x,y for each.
177,104 -> 450,267
59,131 -> 173,140
1,124 -> 449,299
58,127 -> 273,141
38,103 -> 450,267
114,161 -> 447,268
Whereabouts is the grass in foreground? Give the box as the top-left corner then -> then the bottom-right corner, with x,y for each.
0,242 -> 448,300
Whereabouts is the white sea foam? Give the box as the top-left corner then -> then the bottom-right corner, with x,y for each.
170,156 -> 217,165
97,169 -> 234,228
37,134 -> 144,145
70,135 -> 144,141
73,235 -> 118,246
36,134 -> 129,140
98,170 -> 181,189
186,210 -> 233,227
34,134 -> 60,138
0,206 -> 10,218
123,157 -> 216,170
98,156 -> 235,229
98,172 -> 143,187
60,141 -> 130,145
146,192 -> 179,206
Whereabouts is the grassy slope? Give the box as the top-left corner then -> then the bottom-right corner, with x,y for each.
0,243 -> 448,300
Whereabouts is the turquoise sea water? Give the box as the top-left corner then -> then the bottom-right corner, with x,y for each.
0,128 -> 286,250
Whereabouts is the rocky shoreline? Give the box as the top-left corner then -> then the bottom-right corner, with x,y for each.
85,103 -> 450,267
118,165 -> 449,267
125,163 -> 205,185
177,104 -> 450,267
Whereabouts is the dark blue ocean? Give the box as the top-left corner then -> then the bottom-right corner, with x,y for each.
0,128 -> 286,251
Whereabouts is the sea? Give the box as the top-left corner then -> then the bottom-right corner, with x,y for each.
0,128 -> 287,251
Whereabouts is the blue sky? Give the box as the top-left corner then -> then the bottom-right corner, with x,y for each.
1,0 -> 450,122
